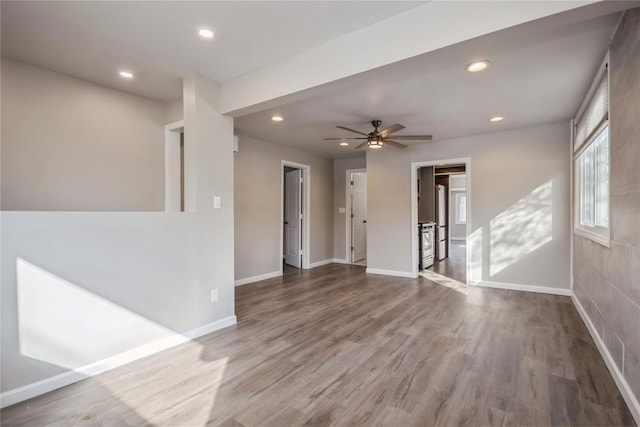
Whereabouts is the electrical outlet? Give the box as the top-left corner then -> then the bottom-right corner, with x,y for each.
211,289 -> 219,302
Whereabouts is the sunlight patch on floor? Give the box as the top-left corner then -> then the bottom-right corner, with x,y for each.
419,270 -> 469,295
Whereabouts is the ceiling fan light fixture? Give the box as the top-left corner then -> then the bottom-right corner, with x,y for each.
339,141 -> 349,146
466,60 -> 490,72
489,116 -> 504,122
271,115 -> 284,122
368,137 -> 384,149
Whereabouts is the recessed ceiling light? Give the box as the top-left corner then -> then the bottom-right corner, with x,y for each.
490,116 -> 504,122
118,70 -> 134,79
271,115 -> 284,122
198,28 -> 215,39
466,60 -> 490,72
339,142 -> 349,146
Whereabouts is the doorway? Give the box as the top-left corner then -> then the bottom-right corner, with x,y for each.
281,161 -> 311,271
411,159 -> 470,282
346,169 -> 367,266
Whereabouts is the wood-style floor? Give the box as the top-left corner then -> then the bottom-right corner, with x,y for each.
1,264 -> 635,426
428,240 -> 467,284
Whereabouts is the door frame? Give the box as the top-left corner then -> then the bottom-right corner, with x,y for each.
346,168 -> 366,263
410,158 -> 470,279
280,160 -> 311,272
164,120 -> 184,212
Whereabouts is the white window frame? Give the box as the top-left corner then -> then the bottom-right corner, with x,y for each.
573,56 -> 610,247
453,191 -> 467,224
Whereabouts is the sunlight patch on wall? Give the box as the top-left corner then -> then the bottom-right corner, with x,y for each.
468,227 -> 483,283
489,181 -> 552,277
17,258 -> 185,371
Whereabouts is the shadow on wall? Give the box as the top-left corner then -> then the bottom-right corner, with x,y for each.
12,258 -> 229,422
468,180 -> 554,283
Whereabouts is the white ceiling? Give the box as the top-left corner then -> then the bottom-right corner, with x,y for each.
1,1 -> 423,101
234,10 -> 622,159
1,1 -> 632,160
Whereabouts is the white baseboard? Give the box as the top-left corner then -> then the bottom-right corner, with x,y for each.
475,280 -> 572,296
450,237 -> 466,241
366,268 -> 416,278
234,271 -> 281,286
332,258 -> 349,264
0,315 -> 237,409
572,295 -> 640,424
308,259 -> 334,268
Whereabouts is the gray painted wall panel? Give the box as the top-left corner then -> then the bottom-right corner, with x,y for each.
1,60 -> 166,211
234,135 -> 333,281
367,121 -> 571,288
573,8 -> 640,404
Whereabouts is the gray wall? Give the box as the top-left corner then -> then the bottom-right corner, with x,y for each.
1,72 -> 236,398
1,60 -> 166,211
164,98 -> 184,124
367,121 -> 571,289
573,8 -> 640,404
234,135 -> 333,281
332,157 -> 366,261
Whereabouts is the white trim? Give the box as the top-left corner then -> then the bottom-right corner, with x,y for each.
165,120 -> 185,132
366,268 -> 416,278
346,168 -> 366,264
234,271 -> 281,286
332,258 -> 349,264
570,120 -> 575,291
474,280 -> 572,296
280,161 -> 311,272
309,259 -> 334,268
572,294 -> 640,424
574,225 -> 610,248
450,237 -> 466,241
0,315 -> 237,408
164,120 -> 184,212
411,158 -> 471,279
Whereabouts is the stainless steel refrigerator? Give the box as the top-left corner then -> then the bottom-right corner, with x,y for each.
436,184 -> 447,260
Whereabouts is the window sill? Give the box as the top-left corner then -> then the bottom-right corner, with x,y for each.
574,225 -> 610,247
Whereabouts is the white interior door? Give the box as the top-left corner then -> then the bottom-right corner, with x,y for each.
351,172 -> 367,263
285,169 -> 302,268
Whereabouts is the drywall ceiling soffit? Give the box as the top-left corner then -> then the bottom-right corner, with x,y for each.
0,1 -> 424,102
234,7 -> 626,159
221,1 -> 628,115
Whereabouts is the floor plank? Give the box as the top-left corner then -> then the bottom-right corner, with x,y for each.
1,264 -> 635,426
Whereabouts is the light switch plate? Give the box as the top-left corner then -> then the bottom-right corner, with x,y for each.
338,207 -> 346,213
214,196 -> 221,209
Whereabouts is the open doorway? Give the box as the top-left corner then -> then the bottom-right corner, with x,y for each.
281,161 -> 310,271
346,169 -> 367,266
411,159 -> 469,283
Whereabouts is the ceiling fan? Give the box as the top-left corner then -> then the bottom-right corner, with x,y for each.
324,120 -> 433,149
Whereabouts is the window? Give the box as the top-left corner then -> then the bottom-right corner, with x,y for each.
454,192 -> 466,224
574,63 -> 609,246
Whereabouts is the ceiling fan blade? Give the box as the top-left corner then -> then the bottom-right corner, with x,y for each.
336,126 -> 369,137
355,141 -> 369,149
378,124 -> 405,137
324,137 -> 367,140
390,135 -> 433,140
384,139 -> 408,149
